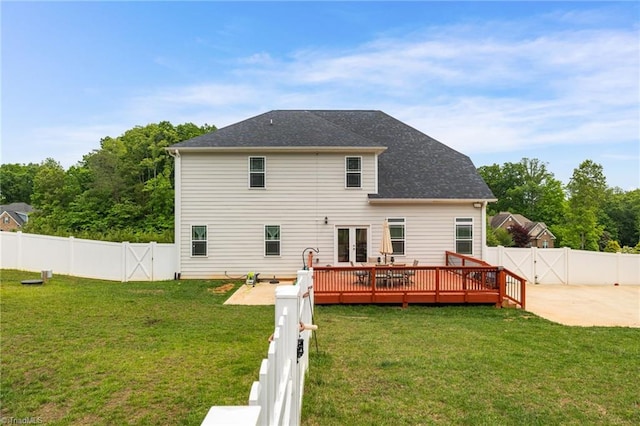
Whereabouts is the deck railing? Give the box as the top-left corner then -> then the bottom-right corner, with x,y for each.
314,254 -> 526,309
447,251 -> 526,308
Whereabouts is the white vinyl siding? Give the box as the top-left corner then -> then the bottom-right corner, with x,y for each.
177,151 -> 484,278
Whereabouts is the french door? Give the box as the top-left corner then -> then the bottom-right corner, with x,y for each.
336,227 -> 369,264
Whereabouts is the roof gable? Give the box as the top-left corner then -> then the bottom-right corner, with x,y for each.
0,210 -> 25,226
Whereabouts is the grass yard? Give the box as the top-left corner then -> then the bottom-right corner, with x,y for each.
2,270 -> 639,425
303,305 -> 640,425
0,270 -> 273,425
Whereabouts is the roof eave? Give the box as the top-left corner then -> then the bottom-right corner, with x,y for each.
166,146 -> 387,154
367,198 -> 498,205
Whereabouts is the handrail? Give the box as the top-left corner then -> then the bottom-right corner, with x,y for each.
445,251 -> 492,267
446,252 -> 526,308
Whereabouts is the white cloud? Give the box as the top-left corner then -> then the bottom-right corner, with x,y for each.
2,124 -> 124,168
11,10 -> 636,186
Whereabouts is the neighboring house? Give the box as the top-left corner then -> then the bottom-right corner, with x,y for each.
0,203 -> 33,232
167,110 -> 496,279
490,212 -> 556,248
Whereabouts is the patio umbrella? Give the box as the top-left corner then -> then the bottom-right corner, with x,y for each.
379,219 -> 393,264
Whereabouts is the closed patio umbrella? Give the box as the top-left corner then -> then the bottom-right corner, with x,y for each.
379,219 -> 393,264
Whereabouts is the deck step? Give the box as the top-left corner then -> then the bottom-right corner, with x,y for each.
501,298 -> 521,309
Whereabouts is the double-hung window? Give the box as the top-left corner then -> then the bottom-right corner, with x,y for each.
191,225 -> 207,257
455,218 -> 473,255
345,156 -> 362,188
264,225 -> 281,256
388,217 -> 406,255
249,156 -> 266,189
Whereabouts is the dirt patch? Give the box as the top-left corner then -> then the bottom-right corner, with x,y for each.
208,283 -> 235,294
34,401 -> 68,423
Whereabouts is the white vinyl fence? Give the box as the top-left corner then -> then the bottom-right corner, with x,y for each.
202,269 -> 315,426
0,231 -> 176,282
485,246 -> 640,285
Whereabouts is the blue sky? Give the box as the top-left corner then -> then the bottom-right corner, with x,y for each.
2,1 -> 639,190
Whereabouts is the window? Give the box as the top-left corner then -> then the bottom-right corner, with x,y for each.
191,225 -> 207,257
345,156 -> 362,188
455,218 -> 473,255
264,225 -> 280,256
249,156 -> 265,188
2,216 -> 9,224
388,217 -> 405,255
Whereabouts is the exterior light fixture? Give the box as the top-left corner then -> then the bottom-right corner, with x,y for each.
324,216 -> 328,225
473,202 -> 482,208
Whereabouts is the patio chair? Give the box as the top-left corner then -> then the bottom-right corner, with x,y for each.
404,259 -> 419,284
350,261 -> 369,284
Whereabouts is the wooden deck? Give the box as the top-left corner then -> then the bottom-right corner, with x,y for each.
312,252 -> 526,308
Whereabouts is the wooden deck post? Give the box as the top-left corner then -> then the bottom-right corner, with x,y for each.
497,266 -> 506,308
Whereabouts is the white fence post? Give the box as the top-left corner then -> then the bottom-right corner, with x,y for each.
121,241 -> 129,282
565,247 -> 571,285
275,285 -> 300,426
16,231 -> 23,270
150,241 -> 156,282
202,271 -> 316,426
69,236 -> 75,276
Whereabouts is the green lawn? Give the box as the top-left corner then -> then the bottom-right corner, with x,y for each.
0,270 -> 273,425
2,270 -> 639,425
302,305 -> 640,425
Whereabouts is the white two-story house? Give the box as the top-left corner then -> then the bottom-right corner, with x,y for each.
167,110 -> 496,279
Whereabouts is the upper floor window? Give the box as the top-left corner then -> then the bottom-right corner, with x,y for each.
264,225 -> 281,256
388,217 -> 405,255
191,225 -> 207,257
455,218 -> 473,255
345,156 -> 362,188
249,157 -> 266,188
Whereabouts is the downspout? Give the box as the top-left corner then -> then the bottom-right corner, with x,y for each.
480,201 -> 487,261
168,149 -> 181,278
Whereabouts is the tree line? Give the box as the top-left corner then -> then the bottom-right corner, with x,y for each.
1,123 -> 639,252
479,158 -> 640,252
0,121 -> 214,243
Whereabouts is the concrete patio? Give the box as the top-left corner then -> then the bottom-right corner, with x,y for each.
224,280 -> 640,328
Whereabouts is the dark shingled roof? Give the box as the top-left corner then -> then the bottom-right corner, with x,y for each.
170,110 -> 495,200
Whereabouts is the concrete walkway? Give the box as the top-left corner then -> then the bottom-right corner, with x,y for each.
525,284 -> 640,328
224,281 -> 294,305
224,281 -> 640,328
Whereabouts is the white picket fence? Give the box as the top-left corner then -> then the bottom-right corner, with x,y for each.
485,246 -> 640,285
202,269 -> 315,426
0,231 -> 176,282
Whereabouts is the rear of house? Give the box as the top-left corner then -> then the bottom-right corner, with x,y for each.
168,110 -> 496,279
